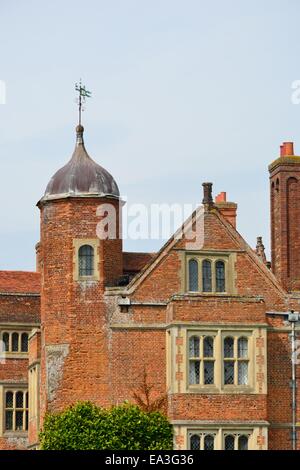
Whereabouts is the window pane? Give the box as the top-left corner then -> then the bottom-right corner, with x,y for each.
216,260 -> 225,292
224,337 -> 234,358
204,435 -> 214,450
15,411 -> 23,431
189,336 -> 200,357
203,336 -> 214,357
204,361 -> 214,385
79,245 -> 94,276
25,392 -> 28,409
2,333 -> 9,352
5,411 -> 13,431
190,434 -> 200,450
16,391 -> 23,408
224,361 -> 234,385
202,260 -> 212,292
188,260 -> 198,292
21,333 -> 28,352
12,333 -> 19,352
238,337 -> 248,358
189,361 -> 200,385
225,435 -> 235,450
238,361 -> 248,385
238,435 -> 248,450
5,391 -> 13,408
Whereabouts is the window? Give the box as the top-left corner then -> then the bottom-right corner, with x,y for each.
224,433 -> 249,450
187,429 -> 252,450
223,336 -> 249,386
187,255 -> 229,294
216,260 -> 225,292
79,244 -> 94,277
202,260 -> 212,292
5,390 -> 28,432
188,259 -> 198,292
1,332 -> 28,354
189,335 -> 215,386
189,433 -> 215,450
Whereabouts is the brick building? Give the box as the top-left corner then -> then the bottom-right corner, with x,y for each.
0,127 -> 299,450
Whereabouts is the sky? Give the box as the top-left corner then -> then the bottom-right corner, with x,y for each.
1,0 -> 300,270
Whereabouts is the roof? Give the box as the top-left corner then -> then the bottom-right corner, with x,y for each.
40,125 -> 119,203
123,252 -> 156,273
0,271 -> 41,294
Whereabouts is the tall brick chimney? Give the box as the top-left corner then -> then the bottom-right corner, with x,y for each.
214,191 -> 237,228
269,141 -> 300,291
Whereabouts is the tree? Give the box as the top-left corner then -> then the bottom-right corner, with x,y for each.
132,368 -> 167,413
39,401 -> 173,450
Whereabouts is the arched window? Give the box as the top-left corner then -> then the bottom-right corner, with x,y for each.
5,391 -> 13,431
225,434 -> 235,450
238,435 -> 248,450
188,259 -> 198,291
224,337 -> 234,358
21,333 -> 28,352
189,336 -> 200,357
216,260 -> 225,292
2,332 -> 9,352
12,333 -> 19,352
238,337 -> 248,358
202,260 -> 212,292
204,434 -> 214,450
203,336 -> 214,357
79,245 -> 94,277
190,434 -> 200,450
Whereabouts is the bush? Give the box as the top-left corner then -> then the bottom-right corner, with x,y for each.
39,401 -> 173,450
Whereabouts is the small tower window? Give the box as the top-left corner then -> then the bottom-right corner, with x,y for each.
21,333 -> 28,353
12,333 -> 19,352
78,245 -> 94,277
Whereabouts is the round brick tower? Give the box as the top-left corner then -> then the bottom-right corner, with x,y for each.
37,125 -> 123,423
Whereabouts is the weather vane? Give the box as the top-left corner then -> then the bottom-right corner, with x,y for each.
75,80 -> 92,126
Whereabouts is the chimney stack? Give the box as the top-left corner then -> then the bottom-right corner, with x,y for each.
214,191 -> 237,228
202,182 -> 213,207
281,142 -> 294,156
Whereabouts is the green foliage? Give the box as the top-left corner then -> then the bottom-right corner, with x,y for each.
39,401 -> 173,450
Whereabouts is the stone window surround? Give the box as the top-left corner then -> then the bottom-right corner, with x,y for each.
0,384 -> 28,437
0,329 -> 31,359
73,238 -> 100,281
166,324 -> 267,395
186,329 -> 254,392
185,251 -> 236,295
172,423 -> 268,450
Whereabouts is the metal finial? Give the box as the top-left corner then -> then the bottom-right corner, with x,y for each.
75,79 -> 92,126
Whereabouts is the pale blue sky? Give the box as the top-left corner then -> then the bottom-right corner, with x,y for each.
1,0 -> 300,270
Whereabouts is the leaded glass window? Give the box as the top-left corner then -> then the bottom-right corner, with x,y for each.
238,361 -> 248,385
216,260 -> 225,292
2,332 -> 9,352
5,390 -> 28,432
190,434 -> 200,450
204,434 -> 214,450
12,333 -> 19,352
188,259 -> 198,292
202,260 -> 212,292
238,337 -> 248,358
238,435 -> 248,450
189,335 -> 215,386
224,337 -> 234,358
21,333 -> 28,352
225,435 -> 235,450
79,244 -> 94,277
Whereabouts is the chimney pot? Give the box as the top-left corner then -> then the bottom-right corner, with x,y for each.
215,192 -> 227,203
283,142 -> 294,156
202,182 -> 213,206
